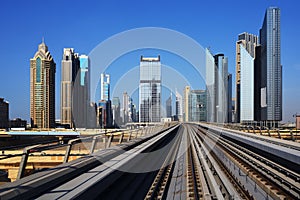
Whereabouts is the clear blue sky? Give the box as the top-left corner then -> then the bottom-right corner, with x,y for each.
0,0 -> 299,123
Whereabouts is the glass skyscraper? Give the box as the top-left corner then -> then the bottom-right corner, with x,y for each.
166,94 -> 172,118
139,56 -> 161,123
259,7 -> 282,127
240,45 -> 254,121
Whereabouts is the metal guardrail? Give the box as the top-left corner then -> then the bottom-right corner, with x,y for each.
12,126 -> 165,181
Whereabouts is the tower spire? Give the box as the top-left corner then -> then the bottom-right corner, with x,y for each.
42,37 -> 45,44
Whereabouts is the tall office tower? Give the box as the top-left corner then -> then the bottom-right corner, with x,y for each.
236,33 -> 258,123
30,41 -> 56,129
258,7 -> 282,128
214,54 -> 229,123
112,97 -> 121,127
73,55 -> 90,128
98,73 -> 112,128
61,48 -> 80,128
227,74 -> 233,123
175,91 -> 183,122
183,86 -> 190,122
122,92 -> 130,124
0,98 -> 9,129
166,94 -> 172,118
100,73 -> 110,101
139,56 -> 161,122
188,90 -> 207,122
206,49 -> 216,122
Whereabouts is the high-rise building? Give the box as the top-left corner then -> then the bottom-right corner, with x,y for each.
112,97 -> 121,127
206,49 -> 216,122
100,73 -> 110,101
258,7 -> 282,128
139,56 -> 161,122
122,92 -> 130,124
227,74 -> 233,123
30,41 -> 56,129
166,94 -> 172,118
239,45 -> 255,122
0,98 -> 9,129
98,73 -> 112,128
175,91 -> 183,122
214,54 -> 229,123
73,55 -> 90,128
60,48 -> 80,128
183,86 -> 190,122
188,90 -> 207,122
236,33 -> 258,123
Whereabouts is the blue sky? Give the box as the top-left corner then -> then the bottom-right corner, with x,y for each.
0,0 -> 299,122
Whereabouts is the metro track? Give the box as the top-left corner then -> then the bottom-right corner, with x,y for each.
0,123 -> 299,200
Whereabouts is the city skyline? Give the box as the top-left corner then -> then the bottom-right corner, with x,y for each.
0,1 -> 299,122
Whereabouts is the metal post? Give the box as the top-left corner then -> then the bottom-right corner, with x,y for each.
90,135 -> 101,154
17,145 -> 40,180
64,138 -> 80,163
106,133 -> 113,148
127,131 -> 132,141
119,132 -> 124,144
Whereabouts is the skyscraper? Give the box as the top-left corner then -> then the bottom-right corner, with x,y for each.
0,98 -> 9,129
61,48 -> 80,128
175,91 -> 183,122
227,74 -> 233,123
236,33 -> 258,123
30,41 -> 56,129
100,73 -> 110,101
206,49 -> 215,123
112,97 -> 121,127
183,86 -> 190,122
139,56 -> 161,122
166,94 -> 172,118
258,7 -> 282,128
214,54 -> 229,123
122,92 -> 130,124
98,73 -> 112,128
73,55 -> 90,128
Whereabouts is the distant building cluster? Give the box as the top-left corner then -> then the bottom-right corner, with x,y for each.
0,7 -> 284,130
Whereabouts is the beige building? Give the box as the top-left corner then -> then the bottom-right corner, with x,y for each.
30,41 -> 56,129
183,86 -> 190,122
60,48 -> 79,128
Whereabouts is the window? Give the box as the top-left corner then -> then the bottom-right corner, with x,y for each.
36,57 -> 41,83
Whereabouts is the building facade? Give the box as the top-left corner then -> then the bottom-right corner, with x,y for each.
188,90 -> 207,122
73,55 -> 90,128
175,91 -> 183,122
30,41 -> 56,129
258,7 -> 282,128
0,98 -> 9,129
112,97 -> 121,127
215,54 -> 229,123
235,32 -> 258,123
139,56 -> 161,122
98,73 -> 112,128
183,86 -> 190,122
166,94 -> 172,118
206,49 -> 216,123
60,48 -> 80,128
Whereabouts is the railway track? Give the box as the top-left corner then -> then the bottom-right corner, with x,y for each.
0,123 -> 299,200
196,124 -> 300,200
